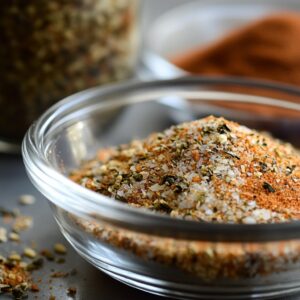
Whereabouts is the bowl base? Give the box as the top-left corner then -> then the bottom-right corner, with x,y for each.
62,229 -> 300,300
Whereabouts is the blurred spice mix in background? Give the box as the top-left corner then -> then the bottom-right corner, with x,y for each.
173,12 -> 300,86
171,12 -> 300,117
0,0 -> 139,141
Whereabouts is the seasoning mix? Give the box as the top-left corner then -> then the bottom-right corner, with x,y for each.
70,116 -> 300,279
71,116 -> 300,224
0,195 -> 75,299
0,0 -> 139,141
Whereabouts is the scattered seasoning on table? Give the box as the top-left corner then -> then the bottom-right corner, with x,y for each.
0,196 -> 78,299
23,248 -> 37,259
53,243 -> 67,255
51,271 -> 69,278
30,283 -> 39,292
56,258 -> 66,265
71,116 -> 300,224
9,232 -> 20,242
40,249 -> 55,262
0,227 -> 8,242
0,255 -> 31,299
12,215 -> 33,232
19,195 -> 36,206
67,286 -> 77,297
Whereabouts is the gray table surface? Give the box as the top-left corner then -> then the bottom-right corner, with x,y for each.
1,1 -> 300,299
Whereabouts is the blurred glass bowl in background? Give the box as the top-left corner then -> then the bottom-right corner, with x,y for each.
143,0 -> 300,79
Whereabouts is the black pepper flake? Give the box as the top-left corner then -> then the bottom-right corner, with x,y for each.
162,175 -> 177,186
224,151 -> 240,160
153,201 -> 172,214
202,127 -> 214,135
0,285 -> 11,293
217,124 -> 231,134
263,182 -> 276,193
11,286 -> 27,300
5,260 -> 16,269
115,195 -> 127,203
286,165 -> 296,175
132,173 -> 143,182
174,182 -> 188,193
259,162 -> 268,173
56,257 -> 66,264
136,156 -> 147,162
156,133 -> 164,140
40,249 -> 55,261
26,258 -> 44,271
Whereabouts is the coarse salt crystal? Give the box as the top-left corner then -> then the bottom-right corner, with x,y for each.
149,184 -> 164,192
162,164 -> 169,172
117,190 -> 124,197
254,171 -> 263,178
205,209 -> 213,216
242,216 -> 257,224
218,134 -> 228,144
247,201 -> 257,207
252,209 -> 271,221
225,176 -> 231,183
227,170 -> 235,177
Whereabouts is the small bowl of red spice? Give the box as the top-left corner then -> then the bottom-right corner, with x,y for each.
144,0 -> 300,88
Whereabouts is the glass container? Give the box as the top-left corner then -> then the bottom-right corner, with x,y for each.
143,0 -> 300,80
23,77 -> 300,299
0,0 -> 139,146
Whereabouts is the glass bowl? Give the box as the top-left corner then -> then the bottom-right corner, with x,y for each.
143,0 -> 300,79
22,77 -> 300,299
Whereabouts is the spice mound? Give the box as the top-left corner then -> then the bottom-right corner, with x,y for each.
70,116 -> 300,224
172,12 -> 300,87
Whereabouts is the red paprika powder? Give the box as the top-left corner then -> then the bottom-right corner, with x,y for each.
172,12 -> 300,86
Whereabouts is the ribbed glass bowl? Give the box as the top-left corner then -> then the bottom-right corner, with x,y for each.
22,77 -> 300,299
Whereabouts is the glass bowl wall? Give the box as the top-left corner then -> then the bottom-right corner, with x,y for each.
23,77 -> 300,299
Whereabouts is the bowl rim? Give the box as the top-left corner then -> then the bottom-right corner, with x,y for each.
22,76 -> 300,242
